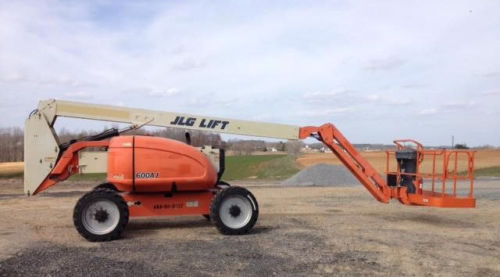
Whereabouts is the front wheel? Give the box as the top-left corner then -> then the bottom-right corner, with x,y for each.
73,188 -> 129,242
210,186 -> 258,235
204,181 -> 232,220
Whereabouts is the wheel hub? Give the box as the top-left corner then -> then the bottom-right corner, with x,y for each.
219,195 -> 253,229
94,208 -> 109,223
229,205 -> 241,217
82,199 -> 120,235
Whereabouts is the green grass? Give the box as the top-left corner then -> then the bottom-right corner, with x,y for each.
68,173 -> 107,181
474,166 -> 500,177
223,154 -> 300,181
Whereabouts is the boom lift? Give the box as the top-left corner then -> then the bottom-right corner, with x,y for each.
25,99 -> 476,241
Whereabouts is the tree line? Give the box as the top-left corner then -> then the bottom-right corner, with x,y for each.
3,126 -> 496,163
0,127 -> 223,162
0,125 -> 307,162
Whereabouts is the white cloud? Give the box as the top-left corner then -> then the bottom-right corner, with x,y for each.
364,58 -> 406,71
388,99 -> 413,105
303,90 -> 352,102
418,108 -> 438,115
0,1 -> 499,145
483,91 -> 500,96
171,59 -> 206,71
365,94 -> 382,101
298,107 -> 355,117
63,91 -> 93,100
442,101 -> 475,109
364,94 -> 412,105
148,88 -> 180,97
187,96 -> 203,106
0,72 -> 25,82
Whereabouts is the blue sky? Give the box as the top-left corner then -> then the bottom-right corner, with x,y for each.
1,0 -> 499,146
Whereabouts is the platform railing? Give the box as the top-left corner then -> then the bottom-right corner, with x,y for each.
385,149 -> 475,199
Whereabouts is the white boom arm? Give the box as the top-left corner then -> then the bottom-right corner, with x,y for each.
37,99 -> 300,139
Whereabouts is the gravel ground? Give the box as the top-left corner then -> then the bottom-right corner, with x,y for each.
282,164 -> 360,187
0,178 -> 499,276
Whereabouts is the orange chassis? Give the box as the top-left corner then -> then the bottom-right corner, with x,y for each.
34,140 -> 217,218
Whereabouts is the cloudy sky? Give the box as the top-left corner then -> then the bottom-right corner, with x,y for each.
1,0 -> 499,146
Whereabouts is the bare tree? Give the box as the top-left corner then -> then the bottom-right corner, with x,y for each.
0,127 -> 24,162
285,140 -> 303,157
227,140 -> 266,155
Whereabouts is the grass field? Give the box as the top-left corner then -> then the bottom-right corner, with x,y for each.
224,154 -> 300,180
474,166 -> 500,177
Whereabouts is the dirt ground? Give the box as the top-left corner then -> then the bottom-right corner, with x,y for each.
0,178 -> 499,276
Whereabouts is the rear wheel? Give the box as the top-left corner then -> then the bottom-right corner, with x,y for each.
93,183 -> 117,191
73,188 -> 129,242
210,186 -> 258,235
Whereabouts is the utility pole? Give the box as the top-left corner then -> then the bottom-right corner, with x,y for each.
451,135 -> 455,149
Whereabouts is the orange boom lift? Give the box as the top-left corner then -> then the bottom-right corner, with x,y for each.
24,100 -> 475,241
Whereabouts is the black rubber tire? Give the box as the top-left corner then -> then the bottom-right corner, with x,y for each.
210,186 -> 258,235
93,183 -> 117,191
208,180 -> 231,220
216,181 -> 231,189
73,188 -> 129,242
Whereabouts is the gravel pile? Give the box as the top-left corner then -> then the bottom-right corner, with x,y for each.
282,164 -> 361,187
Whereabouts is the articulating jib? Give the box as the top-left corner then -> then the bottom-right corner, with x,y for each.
299,124 -> 476,208
299,124 -> 391,203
